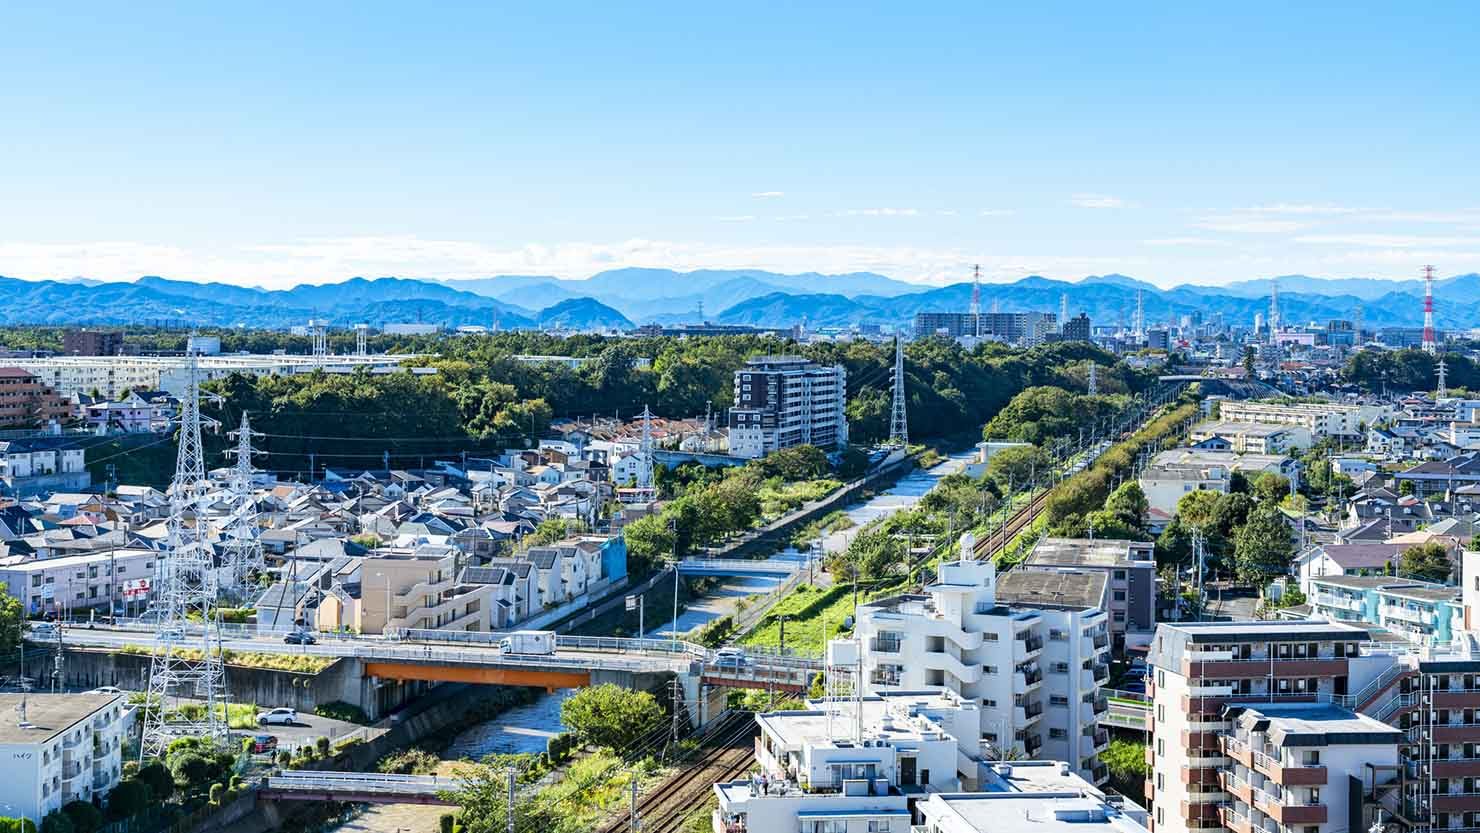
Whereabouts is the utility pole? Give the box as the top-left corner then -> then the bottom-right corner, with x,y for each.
628,773 -> 641,830
506,768 -> 516,833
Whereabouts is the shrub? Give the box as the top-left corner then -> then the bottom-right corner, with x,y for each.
275,750 -> 292,768
546,732 -> 578,765
315,736 -> 331,756
209,783 -> 224,806
105,779 -> 151,820
136,762 -> 174,802
313,701 -> 371,724
39,812 -> 72,833
377,748 -> 439,775
440,814 -> 456,833
60,802 -> 100,833
169,752 -> 212,791
560,684 -> 665,754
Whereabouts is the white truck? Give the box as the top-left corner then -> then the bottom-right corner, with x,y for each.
498,630 -> 557,656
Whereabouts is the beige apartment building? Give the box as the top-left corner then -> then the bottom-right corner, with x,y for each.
359,546 -> 492,635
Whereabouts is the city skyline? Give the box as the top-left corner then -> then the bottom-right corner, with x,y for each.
3,4 -> 1480,288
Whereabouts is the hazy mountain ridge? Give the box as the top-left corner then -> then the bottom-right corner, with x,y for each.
0,270 -> 1475,332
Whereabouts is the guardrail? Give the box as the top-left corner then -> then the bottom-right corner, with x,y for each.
269,770 -> 460,796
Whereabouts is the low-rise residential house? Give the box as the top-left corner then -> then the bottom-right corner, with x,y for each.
1294,542 -> 1402,591
0,438 -> 90,498
1395,452 -> 1480,497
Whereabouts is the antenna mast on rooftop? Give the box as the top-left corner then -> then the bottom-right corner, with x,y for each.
141,347 -> 227,759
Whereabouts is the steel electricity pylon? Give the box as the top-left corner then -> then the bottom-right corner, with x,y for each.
140,349 -> 228,759
221,412 -> 265,600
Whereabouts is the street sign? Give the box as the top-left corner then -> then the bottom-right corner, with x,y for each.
123,578 -> 151,599
625,595 -> 638,611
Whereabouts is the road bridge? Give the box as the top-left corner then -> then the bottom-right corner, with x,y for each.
261,770 -> 458,805
45,627 -> 821,702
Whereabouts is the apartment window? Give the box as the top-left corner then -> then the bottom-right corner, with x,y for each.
1113,570 -> 1126,580
1113,612 -> 1125,622
985,665 -> 999,675
1158,704 -> 1165,721
1049,629 -> 1067,641
983,699 -> 997,708
1157,738 -> 1164,755
1156,808 -> 1163,827
1050,695 -> 1068,706
30,575 -> 40,587
1157,670 -> 1165,687
1050,728 -> 1067,739
1052,662 -> 1069,673
983,632 -> 999,642
868,823 -> 891,833
1157,773 -> 1164,790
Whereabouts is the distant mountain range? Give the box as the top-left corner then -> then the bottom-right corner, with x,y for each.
0,269 -> 1478,332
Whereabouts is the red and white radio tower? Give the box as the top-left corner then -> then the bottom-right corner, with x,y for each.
1422,265 -> 1438,354
969,264 -> 982,338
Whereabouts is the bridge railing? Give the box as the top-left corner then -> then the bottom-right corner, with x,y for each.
269,770 -> 459,795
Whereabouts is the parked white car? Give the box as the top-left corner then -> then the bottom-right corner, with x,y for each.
257,707 -> 297,726
87,686 -> 124,696
713,647 -> 749,668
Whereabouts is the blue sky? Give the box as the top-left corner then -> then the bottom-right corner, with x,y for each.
3,2 -> 1479,289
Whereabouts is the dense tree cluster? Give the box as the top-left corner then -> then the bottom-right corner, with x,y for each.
1343,348 -> 1480,394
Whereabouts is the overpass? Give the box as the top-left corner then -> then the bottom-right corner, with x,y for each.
46,627 -> 822,699
262,770 -> 458,805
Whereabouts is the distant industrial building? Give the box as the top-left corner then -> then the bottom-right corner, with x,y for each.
633,322 -> 796,338
61,329 -> 123,356
914,311 -> 1058,346
727,356 -> 847,458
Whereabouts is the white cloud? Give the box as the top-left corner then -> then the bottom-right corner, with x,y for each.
841,208 -> 920,217
1191,216 -> 1312,234
1143,237 -> 1232,247
1070,194 -> 1129,209
1240,202 -> 1363,215
1358,210 -> 1480,225
1294,233 -> 1480,248
750,191 -> 785,199
715,215 -> 756,223
0,235 -> 1147,289
772,214 -> 811,222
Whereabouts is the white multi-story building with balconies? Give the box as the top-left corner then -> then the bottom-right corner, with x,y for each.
853,536 -> 1112,786
0,693 -> 127,827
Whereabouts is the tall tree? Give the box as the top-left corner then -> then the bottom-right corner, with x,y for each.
1233,505 -> 1294,585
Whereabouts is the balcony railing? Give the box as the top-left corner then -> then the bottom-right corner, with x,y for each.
870,637 -> 902,654
1093,632 -> 1109,649
1017,634 -> 1044,653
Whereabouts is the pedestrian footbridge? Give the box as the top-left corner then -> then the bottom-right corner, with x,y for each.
262,770 -> 459,805
677,557 -> 802,578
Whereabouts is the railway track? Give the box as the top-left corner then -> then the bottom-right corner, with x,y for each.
973,488 -> 1050,561
594,711 -> 758,833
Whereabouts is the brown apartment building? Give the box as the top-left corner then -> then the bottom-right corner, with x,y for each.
1147,618 -> 1480,833
0,368 -> 70,427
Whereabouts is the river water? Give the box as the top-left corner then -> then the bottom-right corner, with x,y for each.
440,450 -> 975,761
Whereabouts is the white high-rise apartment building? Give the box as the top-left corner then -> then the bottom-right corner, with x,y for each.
854,538 -> 1112,785
727,356 -> 848,459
